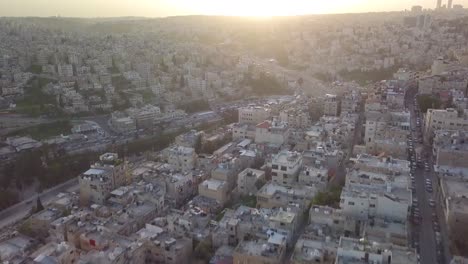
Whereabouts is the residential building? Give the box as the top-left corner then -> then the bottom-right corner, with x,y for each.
424,108 -> 468,140
233,234 -> 286,264
323,94 -> 340,116
237,168 -> 266,195
440,177 -> 468,249
298,166 -> 329,189
279,108 -> 311,128
433,130 -> 468,169
78,153 -> 127,205
255,119 -> 290,146
339,185 -> 410,222
198,179 -> 230,206
238,106 -> 271,125
162,145 -> 197,172
336,237 -> 418,264
257,182 -> 317,211
271,151 -> 302,185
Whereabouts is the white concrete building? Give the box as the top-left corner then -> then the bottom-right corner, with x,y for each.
162,145 -> 197,172
255,120 -> 290,146
238,106 -> 271,125
339,185 -> 410,222
336,237 -> 418,264
57,64 -> 74,77
271,151 -> 303,185
237,168 -> 265,195
323,94 -> 340,116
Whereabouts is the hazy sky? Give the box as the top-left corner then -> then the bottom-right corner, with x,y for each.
0,0 -> 467,17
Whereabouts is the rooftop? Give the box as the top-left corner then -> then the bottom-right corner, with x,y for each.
272,150 -> 302,165
201,179 -> 226,191
269,210 -> 296,224
235,238 -> 284,259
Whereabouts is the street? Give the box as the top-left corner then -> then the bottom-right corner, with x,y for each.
406,86 -> 450,264
0,178 -> 78,230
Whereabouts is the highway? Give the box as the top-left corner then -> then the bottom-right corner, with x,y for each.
0,178 -> 78,230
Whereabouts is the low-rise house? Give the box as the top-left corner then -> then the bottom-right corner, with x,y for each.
237,168 -> 266,195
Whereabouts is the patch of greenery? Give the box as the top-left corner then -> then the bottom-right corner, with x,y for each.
6,121 -> 72,140
244,71 -> 290,96
311,186 -> 342,208
417,94 -> 442,113
339,66 -> 399,85
178,99 -> 210,114
239,195 -> 257,208
0,189 -> 19,210
15,77 -> 58,117
28,64 -> 43,74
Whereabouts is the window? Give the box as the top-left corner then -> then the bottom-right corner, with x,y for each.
281,166 -> 287,171
370,204 -> 376,208
272,172 -> 278,176
283,174 -> 288,178
272,165 -> 278,170
348,201 -> 355,206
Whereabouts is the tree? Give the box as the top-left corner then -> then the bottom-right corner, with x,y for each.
0,190 -> 19,210
194,240 -> 213,262
311,186 -> 342,208
298,77 -> 304,87
194,135 -> 202,154
417,95 -> 441,113
36,197 -> 44,212
179,75 -> 185,88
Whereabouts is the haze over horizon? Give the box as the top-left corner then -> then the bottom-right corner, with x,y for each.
0,0 -> 467,18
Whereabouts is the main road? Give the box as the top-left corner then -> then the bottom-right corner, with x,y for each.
0,178 -> 78,230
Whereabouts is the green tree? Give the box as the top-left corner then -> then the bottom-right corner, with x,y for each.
36,197 -> 44,212
312,186 -> 342,208
417,95 -> 441,113
0,190 -> 19,210
180,75 -> 185,88
194,135 -> 202,154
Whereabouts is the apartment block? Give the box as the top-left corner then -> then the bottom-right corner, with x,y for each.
424,108 -> 468,140
255,120 -> 290,146
79,153 -> 127,205
237,168 -> 266,195
271,150 -> 302,185
238,106 -> 271,125
162,145 -> 197,172
323,94 -> 340,116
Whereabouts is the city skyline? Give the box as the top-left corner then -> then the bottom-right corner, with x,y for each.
0,0 -> 467,18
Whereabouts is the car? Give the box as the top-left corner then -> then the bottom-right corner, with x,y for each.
427,187 -> 433,193
429,199 -> 435,206
425,166 -> 430,172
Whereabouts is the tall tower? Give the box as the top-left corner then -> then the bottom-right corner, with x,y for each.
437,0 -> 442,9
448,0 -> 453,9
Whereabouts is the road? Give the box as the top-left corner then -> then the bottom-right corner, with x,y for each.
406,85 -> 449,264
0,178 -> 78,230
